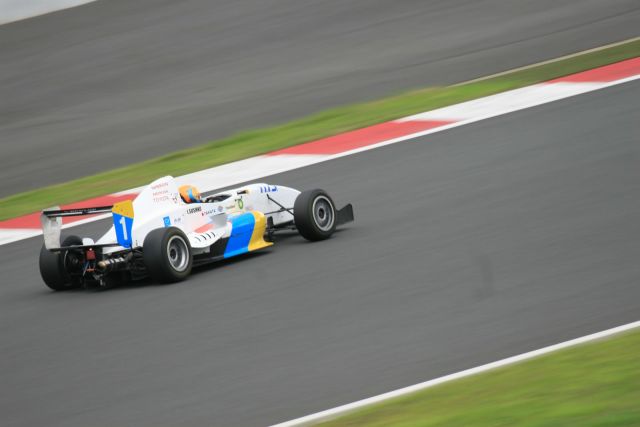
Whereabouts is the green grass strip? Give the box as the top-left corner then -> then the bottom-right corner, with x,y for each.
1,39 -> 639,220
318,328 -> 640,427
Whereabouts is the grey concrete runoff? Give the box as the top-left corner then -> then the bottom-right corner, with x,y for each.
1,0 -> 639,197
1,81 -> 639,427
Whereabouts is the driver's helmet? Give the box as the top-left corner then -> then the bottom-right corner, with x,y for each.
179,185 -> 202,203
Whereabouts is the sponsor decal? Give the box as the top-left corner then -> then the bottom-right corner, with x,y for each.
151,182 -> 169,190
186,206 -> 202,214
163,216 -> 171,227
259,185 -> 278,193
237,199 -> 244,209
151,183 -> 172,202
204,205 -> 225,216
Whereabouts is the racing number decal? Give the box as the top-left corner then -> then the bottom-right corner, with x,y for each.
116,215 -> 133,248
112,200 -> 134,248
119,216 -> 128,241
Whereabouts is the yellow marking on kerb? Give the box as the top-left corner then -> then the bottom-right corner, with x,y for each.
248,211 -> 273,251
112,200 -> 134,219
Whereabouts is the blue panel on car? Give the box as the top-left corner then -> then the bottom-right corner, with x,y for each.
223,213 -> 255,258
112,213 -> 133,248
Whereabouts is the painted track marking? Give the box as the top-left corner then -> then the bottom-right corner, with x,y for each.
1,57 -> 639,246
269,320 -> 640,426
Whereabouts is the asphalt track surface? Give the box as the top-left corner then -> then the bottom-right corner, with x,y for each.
1,0 -> 640,197
1,81 -> 639,426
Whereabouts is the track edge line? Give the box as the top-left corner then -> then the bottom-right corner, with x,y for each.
269,320 -> 640,427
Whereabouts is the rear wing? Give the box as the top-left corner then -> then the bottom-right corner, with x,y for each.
40,205 -> 123,250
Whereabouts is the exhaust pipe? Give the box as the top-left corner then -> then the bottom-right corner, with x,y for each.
97,253 -> 131,272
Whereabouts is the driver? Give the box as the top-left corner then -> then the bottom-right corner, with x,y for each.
179,184 -> 202,203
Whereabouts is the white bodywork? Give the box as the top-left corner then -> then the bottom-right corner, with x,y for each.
96,176 -> 300,255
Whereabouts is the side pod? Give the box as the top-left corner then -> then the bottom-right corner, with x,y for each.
223,211 -> 273,259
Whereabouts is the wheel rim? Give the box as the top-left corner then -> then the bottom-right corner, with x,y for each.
312,196 -> 335,231
63,250 -> 83,274
166,235 -> 189,272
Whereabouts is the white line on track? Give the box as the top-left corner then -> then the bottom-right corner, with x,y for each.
270,320 -> 640,427
317,74 -> 640,163
453,36 -> 640,86
0,213 -> 113,246
2,62 -> 638,247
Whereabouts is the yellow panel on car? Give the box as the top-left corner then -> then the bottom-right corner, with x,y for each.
248,211 -> 273,251
112,200 -> 134,219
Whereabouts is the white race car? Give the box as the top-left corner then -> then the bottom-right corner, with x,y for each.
39,176 -> 353,290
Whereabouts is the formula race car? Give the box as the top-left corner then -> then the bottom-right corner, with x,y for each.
39,176 -> 353,290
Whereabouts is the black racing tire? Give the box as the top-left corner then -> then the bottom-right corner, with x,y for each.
39,235 -> 83,291
143,227 -> 193,284
294,189 -> 337,241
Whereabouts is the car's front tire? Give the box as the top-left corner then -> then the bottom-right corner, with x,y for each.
294,189 -> 337,241
143,227 -> 193,283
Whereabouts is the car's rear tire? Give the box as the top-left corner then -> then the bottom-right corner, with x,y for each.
39,235 -> 83,291
143,227 -> 192,283
294,189 -> 337,241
